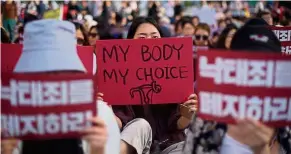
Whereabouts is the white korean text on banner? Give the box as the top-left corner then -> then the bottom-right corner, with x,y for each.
197,50 -> 291,127
1,73 -> 97,140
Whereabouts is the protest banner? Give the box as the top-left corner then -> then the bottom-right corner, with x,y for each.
96,38 -> 194,105
1,73 -> 97,140
197,50 -> 291,127
1,44 -> 94,73
281,42 -> 291,55
77,46 -> 95,73
270,26 -> 291,55
193,46 -> 208,58
192,46 -> 208,81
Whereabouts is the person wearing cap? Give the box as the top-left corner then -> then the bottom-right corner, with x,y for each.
182,18 -> 291,154
1,19 -> 120,154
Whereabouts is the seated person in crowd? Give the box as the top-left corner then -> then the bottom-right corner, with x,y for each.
112,17 -> 197,154
183,18 -> 291,154
1,19 -> 120,154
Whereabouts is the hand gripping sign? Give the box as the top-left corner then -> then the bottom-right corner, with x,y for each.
95,37 -> 194,105
1,73 -> 97,140
197,50 -> 291,127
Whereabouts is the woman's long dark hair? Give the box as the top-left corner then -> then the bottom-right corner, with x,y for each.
90,25 -> 113,40
127,17 -> 164,39
1,27 -> 10,43
216,24 -> 238,49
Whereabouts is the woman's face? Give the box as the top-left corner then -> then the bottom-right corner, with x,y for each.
194,29 -> 209,46
88,28 -> 100,46
133,23 -> 161,39
76,29 -> 85,46
182,23 -> 195,36
225,29 -> 236,49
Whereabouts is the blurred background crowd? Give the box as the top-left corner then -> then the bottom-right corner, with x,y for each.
1,0 -> 291,47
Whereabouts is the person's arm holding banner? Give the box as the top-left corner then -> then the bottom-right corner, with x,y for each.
81,100 -> 120,154
81,117 -> 108,154
0,20 -> 121,154
177,94 -> 198,130
227,119 -> 276,154
182,18 -> 291,154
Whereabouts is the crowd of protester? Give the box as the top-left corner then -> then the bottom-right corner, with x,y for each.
2,0 -> 291,44
1,0 -> 291,154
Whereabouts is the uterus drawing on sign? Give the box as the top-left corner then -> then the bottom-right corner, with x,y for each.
129,81 -> 162,105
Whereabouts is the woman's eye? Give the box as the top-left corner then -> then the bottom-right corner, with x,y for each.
138,37 -> 146,39
153,36 -> 159,38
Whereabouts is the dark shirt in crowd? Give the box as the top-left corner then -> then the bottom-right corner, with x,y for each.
37,1 -> 46,18
1,2 -> 17,19
67,3 -> 80,20
22,139 -> 84,154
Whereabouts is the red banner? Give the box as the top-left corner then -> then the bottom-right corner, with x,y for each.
0,44 -> 94,73
281,42 -> 291,55
192,46 -> 208,58
192,46 -> 208,81
96,38 -> 194,105
270,26 -> 291,55
197,50 -> 291,127
1,73 -> 97,140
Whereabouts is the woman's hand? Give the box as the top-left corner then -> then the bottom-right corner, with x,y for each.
177,94 -> 198,129
1,139 -> 19,154
80,117 -> 108,154
183,94 -> 198,112
97,93 -> 104,101
227,118 -> 275,154
180,94 -> 198,118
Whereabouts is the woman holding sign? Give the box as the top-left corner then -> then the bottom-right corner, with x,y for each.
112,17 -> 197,154
183,18 -> 291,154
1,20 -> 120,154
